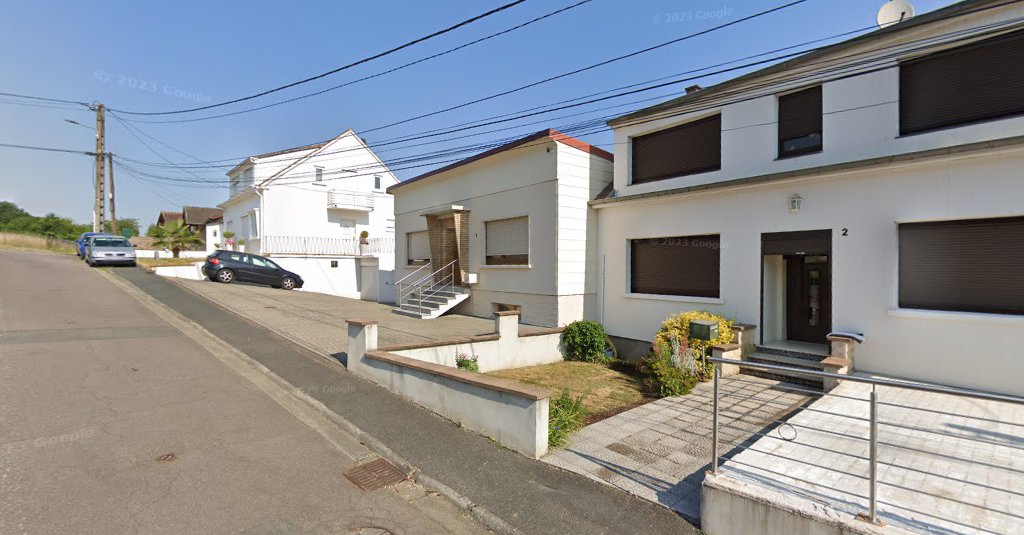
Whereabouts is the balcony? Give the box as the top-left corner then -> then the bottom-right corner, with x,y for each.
327,189 -> 374,211
261,235 -> 394,256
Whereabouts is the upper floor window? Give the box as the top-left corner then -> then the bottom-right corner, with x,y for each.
899,216 -> 1024,316
778,85 -> 822,158
631,114 -> 721,185
314,166 -> 324,182
485,216 -> 529,266
630,235 -> 720,298
900,30 -> 1024,135
374,175 -> 382,190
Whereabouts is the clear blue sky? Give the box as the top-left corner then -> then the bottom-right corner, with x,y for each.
0,0 -> 956,226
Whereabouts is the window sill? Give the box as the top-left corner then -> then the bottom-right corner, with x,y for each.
624,293 -> 723,305
480,264 -> 531,270
775,149 -> 822,161
311,183 -> 327,187
886,307 -> 1024,325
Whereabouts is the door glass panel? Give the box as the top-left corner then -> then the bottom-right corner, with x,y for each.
808,269 -> 820,326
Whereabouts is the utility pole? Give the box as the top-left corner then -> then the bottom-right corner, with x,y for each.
107,152 -> 117,235
92,103 -> 106,233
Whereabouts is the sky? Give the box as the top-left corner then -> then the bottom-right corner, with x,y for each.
0,0 -> 958,226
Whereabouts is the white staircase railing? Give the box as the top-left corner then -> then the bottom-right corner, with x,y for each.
396,260 -> 459,313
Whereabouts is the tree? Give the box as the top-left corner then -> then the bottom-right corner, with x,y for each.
104,218 -> 140,237
150,220 -> 203,258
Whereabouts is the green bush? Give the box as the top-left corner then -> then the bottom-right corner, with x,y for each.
641,339 -> 698,398
654,310 -> 734,380
455,352 -> 479,373
562,321 -> 616,363
548,389 -> 588,448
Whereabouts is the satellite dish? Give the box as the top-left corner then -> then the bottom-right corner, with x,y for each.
877,0 -> 916,28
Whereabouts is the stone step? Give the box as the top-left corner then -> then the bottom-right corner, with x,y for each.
755,344 -> 828,361
742,352 -> 824,390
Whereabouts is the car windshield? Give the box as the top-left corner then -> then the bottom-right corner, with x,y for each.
92,238 -> 131,248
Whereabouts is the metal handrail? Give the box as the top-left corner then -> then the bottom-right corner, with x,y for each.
395,262 -> 432,285
706,356 -> 1024,526
397,259 -> 458,312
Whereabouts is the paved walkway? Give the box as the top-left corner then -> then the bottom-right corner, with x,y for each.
545,374 -> 812,521
125,270 -> 699,534
719,379 -> 1024,534
172,278 -> 545,357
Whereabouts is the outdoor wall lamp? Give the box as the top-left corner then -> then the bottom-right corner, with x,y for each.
789,194 -> 803,213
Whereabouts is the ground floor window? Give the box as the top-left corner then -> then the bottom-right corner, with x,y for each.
494,303 -> 522,313
485,216 -> 529,266
899,216 -> 1024,315
407,231 -> 430,266
630,234 -> 721,298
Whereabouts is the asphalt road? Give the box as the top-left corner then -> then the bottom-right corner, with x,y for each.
0,251 -> 487,535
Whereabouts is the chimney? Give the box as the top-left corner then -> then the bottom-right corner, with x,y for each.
685,84 -> 703,94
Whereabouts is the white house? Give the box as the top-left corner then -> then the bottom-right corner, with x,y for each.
389,129 -> 613,327
220,130 -> 398,300
595,0 -> 1024,395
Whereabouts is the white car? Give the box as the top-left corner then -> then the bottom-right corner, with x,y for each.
84,236 -> 137,267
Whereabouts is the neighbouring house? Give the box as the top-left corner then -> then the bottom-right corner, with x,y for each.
220,130 -> 398,300
154,207 -> 222,252
594,0 -> 1024,395
156,211 -> 182,226
389,129 -> 613,327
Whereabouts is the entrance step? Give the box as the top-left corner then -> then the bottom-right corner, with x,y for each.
743,350 -> 825,390
394,289 -> 470,319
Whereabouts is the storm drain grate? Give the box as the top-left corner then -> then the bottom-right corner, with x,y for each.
343,458 -> 407,491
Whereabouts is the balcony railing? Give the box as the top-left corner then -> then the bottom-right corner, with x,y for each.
261,235 -> 394,256
327,189 -> 374,211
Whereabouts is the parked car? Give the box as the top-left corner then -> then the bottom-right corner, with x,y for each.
84,235 -> 137,266
202,250 -> 303,290
76,232 -> 113,258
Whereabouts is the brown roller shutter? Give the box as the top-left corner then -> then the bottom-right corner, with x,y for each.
631,115 -> 721,184
778,86 -> 823,157
762,230 -> 831,255
899,217 -> 1024,315
631,235 -> 720,297
900,29 -> 1024,135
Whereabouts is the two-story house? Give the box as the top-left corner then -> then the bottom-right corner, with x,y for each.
389,129 -> 613,327
595,0 -> 1024,395
221,129 -> 398,299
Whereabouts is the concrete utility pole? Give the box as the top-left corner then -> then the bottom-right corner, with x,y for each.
92,103 -> 106,233
107,152 -> 117,235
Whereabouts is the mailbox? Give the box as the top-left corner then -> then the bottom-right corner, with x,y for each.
689,320 -> 718,342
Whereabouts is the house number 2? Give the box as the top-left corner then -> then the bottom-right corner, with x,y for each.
841,228 -> 849,236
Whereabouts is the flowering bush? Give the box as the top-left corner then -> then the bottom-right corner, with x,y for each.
654,310 -> 734,380
455,352 -> 480,373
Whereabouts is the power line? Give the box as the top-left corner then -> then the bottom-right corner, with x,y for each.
110,0 -> 532,116
0,91 -> 90,107
117,0 -> 597,125
0,142 -> 94,155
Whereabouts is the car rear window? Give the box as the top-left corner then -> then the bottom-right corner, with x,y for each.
92,238 -> 131,247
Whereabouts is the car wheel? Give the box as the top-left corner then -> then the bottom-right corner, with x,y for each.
217,269 -> 235,283
280,277 -> 296,290
207,275 -> 217,282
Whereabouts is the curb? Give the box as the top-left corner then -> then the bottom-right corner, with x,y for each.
105,269 -> 522,535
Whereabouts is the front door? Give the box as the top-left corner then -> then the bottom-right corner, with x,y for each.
786,254 -> 831,344
439,226 -> 462,285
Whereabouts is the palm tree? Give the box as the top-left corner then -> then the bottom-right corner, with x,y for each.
150,220 -> 203,258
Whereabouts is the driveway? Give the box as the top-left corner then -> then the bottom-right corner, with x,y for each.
170,277 -> 546,357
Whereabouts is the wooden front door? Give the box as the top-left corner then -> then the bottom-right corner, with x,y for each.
439,226 -> 462,285
786,254 -> 831,344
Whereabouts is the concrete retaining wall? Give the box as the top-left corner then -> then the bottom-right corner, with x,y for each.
381,312 -> 564,372
153,263 -> 204,280
135,250 -> 208,259
346,318 -> 552,458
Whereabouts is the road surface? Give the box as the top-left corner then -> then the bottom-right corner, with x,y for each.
0,250 -> 487,535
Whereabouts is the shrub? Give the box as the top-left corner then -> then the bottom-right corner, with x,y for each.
455,352 -> 479,373
548,388 -> 588,448
654,310 -> 734,380
562,321 -> 617,363
641,339 -> 698,398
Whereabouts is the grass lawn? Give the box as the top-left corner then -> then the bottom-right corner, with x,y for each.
489,361 -> 653,424
137,257 -> 203,269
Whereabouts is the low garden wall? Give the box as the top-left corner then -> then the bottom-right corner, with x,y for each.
378,311 -> 565,372
346,313 -> 558,458
134,249 -> 209,259
153,263 -> 204,280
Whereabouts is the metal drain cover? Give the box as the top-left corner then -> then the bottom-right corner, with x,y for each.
343,458 -> 406,491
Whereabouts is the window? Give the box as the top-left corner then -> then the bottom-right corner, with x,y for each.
407,231 -> 430,266
631,114 -> 721,184
374,175 -> 382,190
315,166 -> 324,182
630,235 -> 720,297
485,216 -> 529,266
337,219 -> 355,239
898,217 -> 1024,315
900,30 -> 1024,135
330,260 -> 338,268
778,85 -> 822,158
212,229 -> 218,238
251,256 -> 278,270
249,212 -> 258,238
494,303 -> 521,313
228,253 -> 247,263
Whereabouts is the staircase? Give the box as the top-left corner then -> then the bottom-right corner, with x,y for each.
394,260 -> 470,319
742,343 -> 830,390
